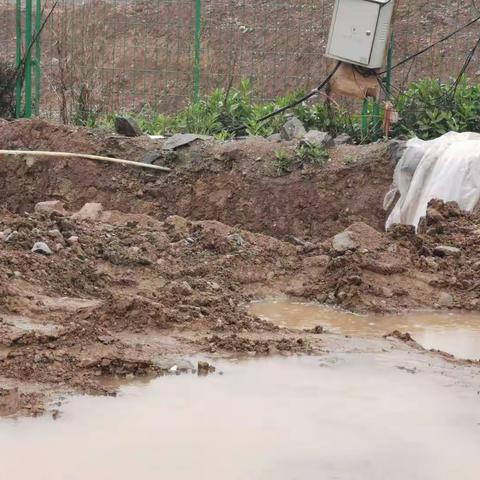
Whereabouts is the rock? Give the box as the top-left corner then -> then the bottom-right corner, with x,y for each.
35,200 -> 66,215
0,387 -> 19,416
303,130 -> 333,148
165,215 -> 189,240
433,245 -> 461,258
332,231 -> 358,253
424,256 -> 439,270
227,233 -> 246,247
67,235 -> 79,245
163,133 -> 210,151
280,117 -> 306,141
114,116 -> 142,137
142,150 -> 163,165
3,230 -> 18,242
208,281 -> 221,290
267,133 -> 282,142
334,133 -> 352,146
388,138 -> 407,165
438,292 -> 454,308
31,241 -> 53,255
72,203 -> 104,221
198,361 -> 215,375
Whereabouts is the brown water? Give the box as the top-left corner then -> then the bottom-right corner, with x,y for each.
1,355 -> 479,480
250,300 -> 480,361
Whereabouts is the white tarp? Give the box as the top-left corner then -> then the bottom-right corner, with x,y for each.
385,132 -> 480,230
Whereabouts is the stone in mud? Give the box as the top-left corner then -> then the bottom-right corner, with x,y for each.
334,133 -> 352,146
0,387 -> 19,416
31,241 -> 53,255
280,117 -> 306,141
227,233 -> 246,247
163,133 -> 210,151
303,130 -> 333,148
433,246 -> 461,258
438,292 -> 454,308
165,215 -> 189,240
114,116 -> 142,137
332,231 -> 358,253
198,361 -> 215,375
143,150 -> 163,165
35,200 -> 66,216
267,133 -> 282,142
72,203 -> 104,221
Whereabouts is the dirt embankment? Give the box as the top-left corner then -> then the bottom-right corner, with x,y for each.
1,119 -> 480,416
0,119 -> 393,240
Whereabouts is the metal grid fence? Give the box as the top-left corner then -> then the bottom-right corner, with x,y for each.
1,0 -> 479,122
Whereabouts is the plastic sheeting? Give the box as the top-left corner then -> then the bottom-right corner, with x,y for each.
385,132 -> 480,229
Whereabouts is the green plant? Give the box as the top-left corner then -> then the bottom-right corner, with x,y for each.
296,142 -> 330,166
393,76 -> 480,139
273,150 -> 293,176
343,154 -> 355,166
0,61 -> 17,118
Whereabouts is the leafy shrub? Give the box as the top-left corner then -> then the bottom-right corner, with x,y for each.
273,150 -> 293,176
394,77 -> 480,139
97,76 -> 480,143
296,142 -> 330,166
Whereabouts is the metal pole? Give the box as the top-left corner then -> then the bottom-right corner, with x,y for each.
15,0 -> 22,118
193,0 -> 202,102
361,99 -> 369,140
34,0 -> 42,115
24,0 -> 33,118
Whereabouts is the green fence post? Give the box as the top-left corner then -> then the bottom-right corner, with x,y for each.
361,99 -> 369,140
15,0 -> 22,118
193,0 -> 202,102
34,0 -> 42,115
24,0 -> 33,118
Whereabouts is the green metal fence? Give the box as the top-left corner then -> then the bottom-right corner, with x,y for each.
0,0 -> 479,122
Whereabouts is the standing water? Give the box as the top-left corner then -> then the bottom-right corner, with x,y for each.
250,300 -> 480,361
0,355 -> 479,480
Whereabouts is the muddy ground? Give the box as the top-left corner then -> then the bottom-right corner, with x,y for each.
0,119 -> 479,416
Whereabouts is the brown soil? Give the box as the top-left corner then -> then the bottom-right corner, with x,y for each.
1,119 -> 479,416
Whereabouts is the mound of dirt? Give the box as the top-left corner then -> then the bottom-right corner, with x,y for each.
0,119 -> 393,240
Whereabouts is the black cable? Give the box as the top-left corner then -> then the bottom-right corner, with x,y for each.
378,14 -> 480,75
451,34 -> 480,95
228,61 -> 341,134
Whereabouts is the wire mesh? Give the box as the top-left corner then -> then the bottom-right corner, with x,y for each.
0,0 -> 478,122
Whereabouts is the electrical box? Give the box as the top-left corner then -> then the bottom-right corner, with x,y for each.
326,0 -> 395,69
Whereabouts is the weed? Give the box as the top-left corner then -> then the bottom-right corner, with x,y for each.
343,154 -> 355,166
0,61 -> 16,118
296,142 -> 330,166
273,150 -> 293,176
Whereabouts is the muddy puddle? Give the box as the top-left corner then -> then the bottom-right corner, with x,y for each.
1,355 -> 479,480
250,300 -> 480,361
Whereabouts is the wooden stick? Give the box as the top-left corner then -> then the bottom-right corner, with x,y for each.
0,150 -> 171,172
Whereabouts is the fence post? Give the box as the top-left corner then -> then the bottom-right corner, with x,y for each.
34,0 -> 42,115
24,0 -> 33,117
361,99 -> 369,139
15,0 -> 22,118
193,0 -> 202,102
